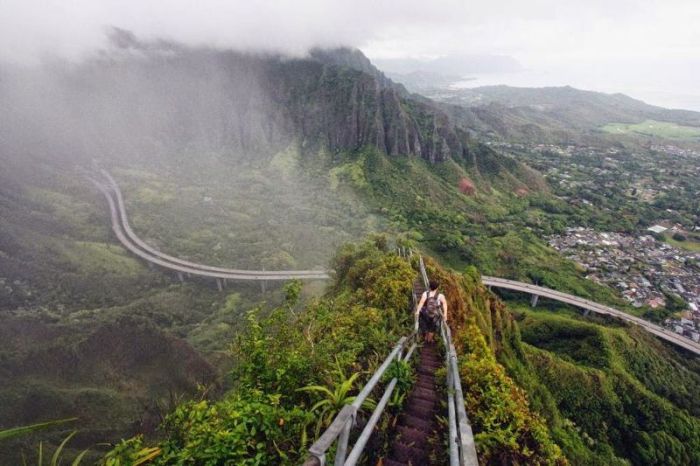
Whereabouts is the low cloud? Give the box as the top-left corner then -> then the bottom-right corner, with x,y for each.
1,0 -> 699,66
1,0 -> 699,109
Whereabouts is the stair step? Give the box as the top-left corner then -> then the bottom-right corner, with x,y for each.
414,381 -> 435,391
395,425 -> 429,446
418,360 -> 439,368
390,442 -> 429,465
411,395 -> 439,407
420,355 -> 440,363
421,359 -> 440,365
399,413 -> 437,432
412,387 -> 438,401
406,395 -> 436,411
382,459 -> 408,466
417,367 -> 439,376
421,358 -> 442,366
404,405 -> 434,420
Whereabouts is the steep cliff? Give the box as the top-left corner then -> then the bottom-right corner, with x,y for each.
1,37 -> 516,173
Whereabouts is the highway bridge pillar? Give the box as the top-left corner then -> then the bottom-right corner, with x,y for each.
177,272 -> 184,283
147,262 -> 154,270
216,278 -> 223,292
530,294 -> 539,307
583,309 -> 591,317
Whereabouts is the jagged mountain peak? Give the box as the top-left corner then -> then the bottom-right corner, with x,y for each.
2,42 -> 536,190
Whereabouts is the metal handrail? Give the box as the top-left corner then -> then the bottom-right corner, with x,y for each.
303,334 -> 418,466
419,256 -> 430,291
419,256 -> 479,466
303,253 -> 478,465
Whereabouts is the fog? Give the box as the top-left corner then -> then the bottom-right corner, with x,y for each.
1,1 -> 699,109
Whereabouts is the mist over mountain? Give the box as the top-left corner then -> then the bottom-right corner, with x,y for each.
1,32 -> 541,189
387,76 -> 700,145
1,22 -> 699,466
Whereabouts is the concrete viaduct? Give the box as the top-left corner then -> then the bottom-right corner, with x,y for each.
482,276 -> 700,355
87,169 -> 699,354
88,169 -> 331,288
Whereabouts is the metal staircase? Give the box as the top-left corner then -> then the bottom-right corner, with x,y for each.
302,255 -> 478,466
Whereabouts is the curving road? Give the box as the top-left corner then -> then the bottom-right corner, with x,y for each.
89,169 -> 698,353
482,276 -> 700,355
89,171 -> 331,281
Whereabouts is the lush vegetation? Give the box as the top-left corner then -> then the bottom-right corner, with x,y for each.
497,304 -> 700,465
317,146 -> 631,312
3,46 -> 700,466
97,240 -> 570,464
99,238 -> 414,464
422,260 -> 566,464
0,141 -> 382,462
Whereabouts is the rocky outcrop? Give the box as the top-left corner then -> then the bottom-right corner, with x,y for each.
3,41 -> 477,165
279,49 -> 470,163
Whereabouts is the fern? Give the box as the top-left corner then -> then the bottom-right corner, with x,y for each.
0,418 -> 77,441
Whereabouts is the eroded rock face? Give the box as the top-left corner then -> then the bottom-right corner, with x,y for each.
2,44 -> 471,165
280,49 -> 469,163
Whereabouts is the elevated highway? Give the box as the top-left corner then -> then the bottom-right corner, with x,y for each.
482,276 -> 700,355
88,168 -> 698,354
89,171 -> 331,282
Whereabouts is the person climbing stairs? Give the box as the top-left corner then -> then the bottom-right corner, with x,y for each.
302,256 -> 478,466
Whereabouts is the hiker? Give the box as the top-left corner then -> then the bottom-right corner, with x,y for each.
414,280 -> 447,343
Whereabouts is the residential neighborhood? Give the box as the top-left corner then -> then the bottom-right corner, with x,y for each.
548,227 -> 700,341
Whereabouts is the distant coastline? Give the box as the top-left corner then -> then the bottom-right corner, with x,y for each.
450,69 -> 700,112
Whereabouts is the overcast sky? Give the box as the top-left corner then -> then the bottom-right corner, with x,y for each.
1,0 -> 699,108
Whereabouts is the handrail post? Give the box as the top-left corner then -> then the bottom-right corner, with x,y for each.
344,378 -> 399,466
450,344 -> 479,466
303,337 -> 408,464
334,416 -> 353,466
443,322 -> 460,466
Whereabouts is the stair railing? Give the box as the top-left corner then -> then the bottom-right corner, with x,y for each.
302,333 -> 418,466
419,256 -> 479,466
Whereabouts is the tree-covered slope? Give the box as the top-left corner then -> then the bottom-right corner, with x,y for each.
99,239 -> 566,465
496,305 -> 700,465
98,239 -> 700,465
404,83 -> 700,146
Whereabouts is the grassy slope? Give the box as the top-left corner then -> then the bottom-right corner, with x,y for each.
663,233 -> 700,252
328,146 -> 630,311
110,145 -> 380,270
500,303 -> 700,465
103,240 -> 567,465
0,144 -> 383,461
602,120 -> 700,140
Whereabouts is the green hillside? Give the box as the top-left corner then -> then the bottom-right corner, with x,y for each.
91,242 -> 700,465
1,45 -> 699,465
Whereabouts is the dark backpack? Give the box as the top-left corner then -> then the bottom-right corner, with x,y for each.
424,291 -> 442,319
